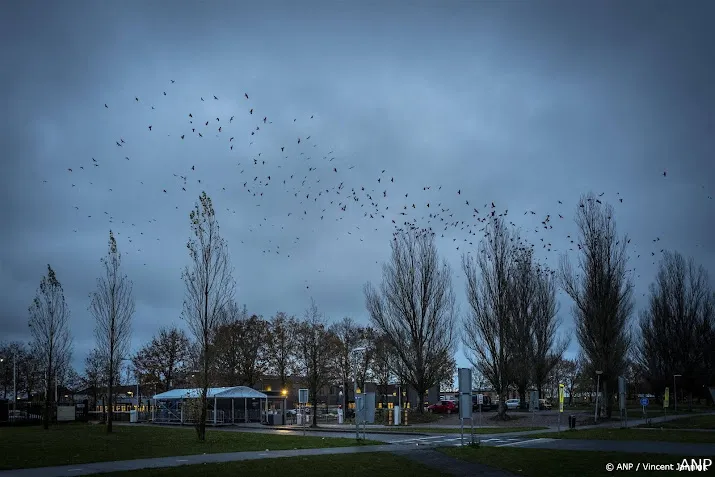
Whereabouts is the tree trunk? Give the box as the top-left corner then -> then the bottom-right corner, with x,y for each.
418,390 -> 425,414
311,393 -> 318,427
197,342 -> 209,441
603,381 -> 612,419
497,389 -> 508,419
107,374 -> 114,433
196,286 -> 210,441
43,363 -> 52,430
518,387 -> 527,410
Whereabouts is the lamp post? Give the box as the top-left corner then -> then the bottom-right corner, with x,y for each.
0,352 -> 16,419
350,346 -> 366,440
594,371 -> 603,423
673,374 -> 682,412
120,358 -> 140,411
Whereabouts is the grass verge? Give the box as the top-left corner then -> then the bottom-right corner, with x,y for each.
0,424 -> 382,470
527,427 -> 715,443
94,453 -> 449,477
636,414 -> 715,430
439,446 -> 702,477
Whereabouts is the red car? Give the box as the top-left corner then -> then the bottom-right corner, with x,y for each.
427,400 -> 458,414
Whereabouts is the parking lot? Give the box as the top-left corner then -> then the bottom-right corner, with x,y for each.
426,409 -> 591,428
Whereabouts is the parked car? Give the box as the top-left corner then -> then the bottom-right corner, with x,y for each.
472,394 -> 496,411
505,399 -> 521,410
527,399 -> 551,411
427,400 -> 458,414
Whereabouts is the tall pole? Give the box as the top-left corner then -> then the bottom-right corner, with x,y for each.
13,351 -> 17,417
673,375 -> 677,413
354,375 -> 359,439
594,372 -> 602,423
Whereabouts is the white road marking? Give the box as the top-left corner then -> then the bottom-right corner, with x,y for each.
176,459 -> 189,462
497,438 -> 555,447
67,469 -> 83,472
392,435 -> 448,443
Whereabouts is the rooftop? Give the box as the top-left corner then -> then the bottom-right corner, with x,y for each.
153,386 -> 268,400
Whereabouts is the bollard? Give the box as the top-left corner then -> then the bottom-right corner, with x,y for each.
404,409 -> 408,426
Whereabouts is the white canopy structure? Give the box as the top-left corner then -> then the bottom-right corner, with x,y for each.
153,386 -> 267,400
152,386 -> 272,425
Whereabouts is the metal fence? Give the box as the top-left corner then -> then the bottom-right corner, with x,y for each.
1,400 -> 48,425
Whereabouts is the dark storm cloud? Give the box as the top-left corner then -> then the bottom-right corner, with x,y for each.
1,0 -> 713,373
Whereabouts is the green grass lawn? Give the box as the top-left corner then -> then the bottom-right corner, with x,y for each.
94,453 -> 448,477
439,446 -> 700,477
383,426 -> 547,434
527,427 -> 715,443
0,424 -> 382,470
637,414 -> 715,430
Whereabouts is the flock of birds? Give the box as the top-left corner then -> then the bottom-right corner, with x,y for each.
46,79 -> 713,296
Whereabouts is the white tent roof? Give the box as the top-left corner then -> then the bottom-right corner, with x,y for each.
153,386 -> 268,400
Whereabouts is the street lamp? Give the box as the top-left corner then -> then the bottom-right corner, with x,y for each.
673,374 -> 682,412
350,346 -> 367,440
594,371 -> 603,423
0,351 -> 17,419
120,358 -> 140,411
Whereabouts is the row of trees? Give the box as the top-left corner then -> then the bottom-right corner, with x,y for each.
11,190 -> 713,438
361,219 -> 567,418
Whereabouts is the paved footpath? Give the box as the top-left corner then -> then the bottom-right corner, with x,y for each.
0,445 -> 394,477
0,445 -> 519,477
4,415 -> 713,477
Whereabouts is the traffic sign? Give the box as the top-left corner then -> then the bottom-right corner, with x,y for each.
299,388 -> 309,404
640,397 -> 649,406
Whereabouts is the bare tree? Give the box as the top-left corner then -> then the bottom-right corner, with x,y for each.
89,230 -> 135,433
508,247 -> 538,409
211,302 -> 246,386
559,358 -> 580,406
214,305 -> 268,387
371,333 -> 394,408
638,251 -> 714,408
28,264 -> 73,429
83,348 -> 105,410
462,218 -> 515,419
19,348 -> 41,402
266,312 -> 298,389
531,264 -> 568,399
355,327 -> 377,393
560,193 -> 633,419
295,299 -> 337,427
364,229 -> 457,412
133,326 -> 191,392
181,192 -> 235,441
331,316 -> 362,412
0,342 -> 27,399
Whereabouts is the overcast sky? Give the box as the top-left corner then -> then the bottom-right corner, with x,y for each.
1,0 -> 713,378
